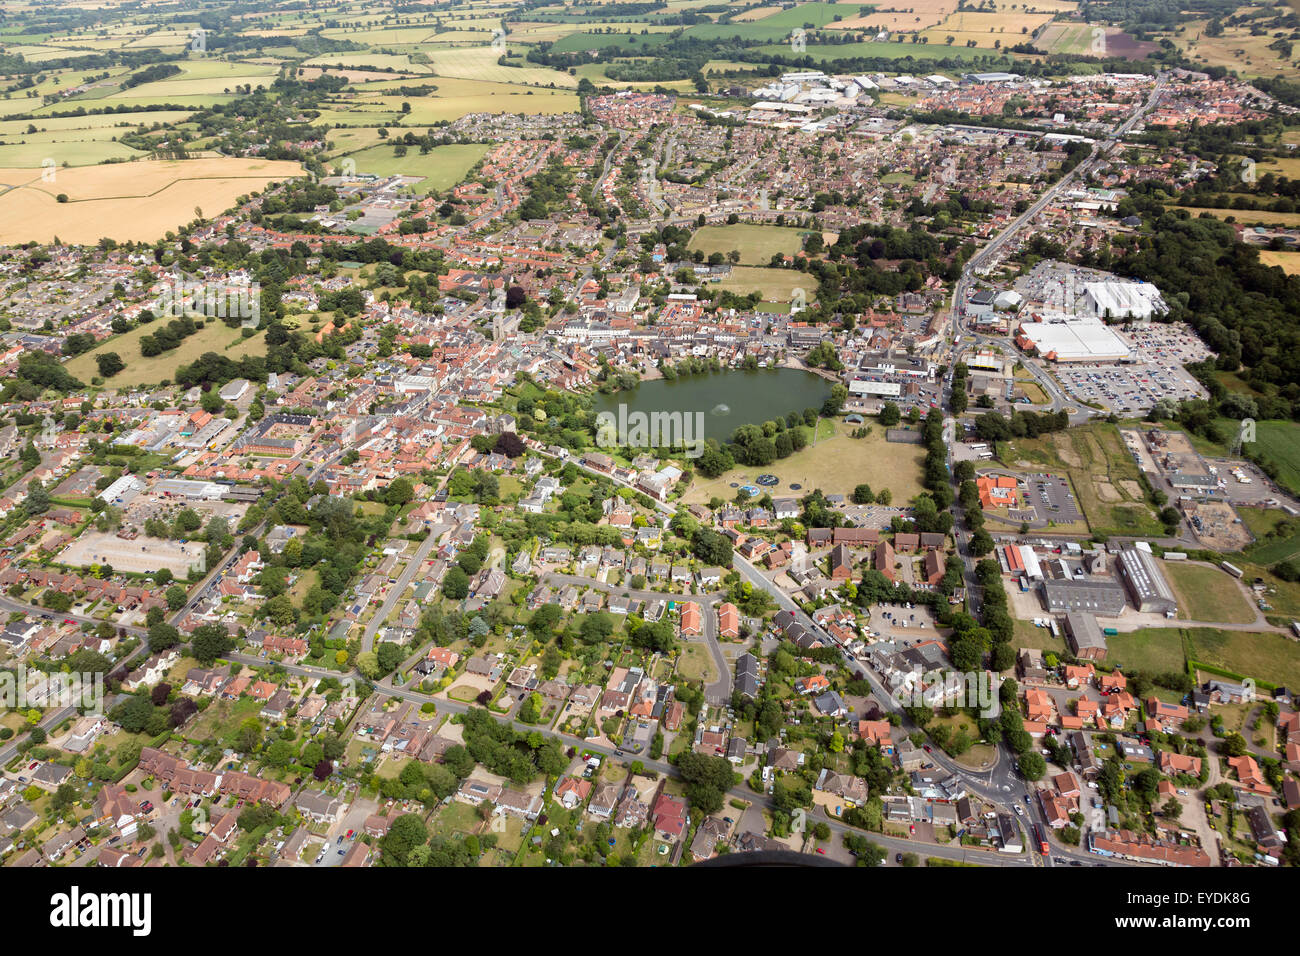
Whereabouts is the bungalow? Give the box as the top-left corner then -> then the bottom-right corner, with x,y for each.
816,769 -> 869,807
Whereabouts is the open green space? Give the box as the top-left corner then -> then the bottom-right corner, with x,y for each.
687,223 -> 808,265
1163,562 -> 1256,625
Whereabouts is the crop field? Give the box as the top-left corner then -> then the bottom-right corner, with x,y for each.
424,46 -> 579,86
754,38 -> 998,61
682,420 -> 926,504
826,0 -> 958,32
0,157 -> 304,244
549,31 -> 674,53
344,142 -> 490,192
320,80 -> 579,126
1033,21 -> 1101,54
1257,250 -> 1300,274
0,141 -> 143,168
920,10 -> 1053,47
687,224 -> 808,264
303,52 -> 433,73
114,59 -> 281,98
1033,21 -> 1155,57
1001,421 -> 1163,536
0,110 -> 192,138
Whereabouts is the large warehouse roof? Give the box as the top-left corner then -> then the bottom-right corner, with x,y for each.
1081,281 -> 1166,320
1016,320 -> 1132,362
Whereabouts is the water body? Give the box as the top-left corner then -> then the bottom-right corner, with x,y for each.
593,367 -> 830,446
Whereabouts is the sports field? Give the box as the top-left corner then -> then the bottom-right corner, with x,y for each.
687,224 -> 808,265
682,419 -> 926,504
0,157 -> 304,243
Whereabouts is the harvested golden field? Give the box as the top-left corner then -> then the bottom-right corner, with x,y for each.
1185,206 -> 1300,227
921,9 -> 1054,46
1258,250 -> 1300,274
0,157 -> 304,243
828,0 -> 957,33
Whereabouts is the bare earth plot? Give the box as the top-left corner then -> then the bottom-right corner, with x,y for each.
58,530 -> 207,577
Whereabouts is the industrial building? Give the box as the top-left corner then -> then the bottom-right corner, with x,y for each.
1064,612 -> 1108,661
1080,281 -> 1166,321
1041,578 -> 1127,616
1117,547 -> 1178,617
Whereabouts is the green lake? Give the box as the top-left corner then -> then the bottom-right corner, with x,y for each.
592,368 -> 831,445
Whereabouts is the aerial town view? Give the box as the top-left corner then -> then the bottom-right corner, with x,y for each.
1,0 -> 1300,917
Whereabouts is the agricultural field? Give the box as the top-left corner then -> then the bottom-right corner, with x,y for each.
827,0 -> 958,34
754,38 -> 1001,61
342,142 -> 490,192
687,223 -> 808,265
65,320 -> 268,387
920,10 -> 1053,48
0,140 -> 143,168
0,157 -> 304,243
423,46 -> 579,87
1240,508 -> 1300,566
1032,21 -> 1101,54
1163,561 -> 1256,625
548,31 -> 674,53
0,111 -> 192,169
1185,206 -> 1300,228
1032,22 -> 1155,57
1000,422 -> 1163,536
681,420 -> 926,504
1258,250 -> 1300,274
